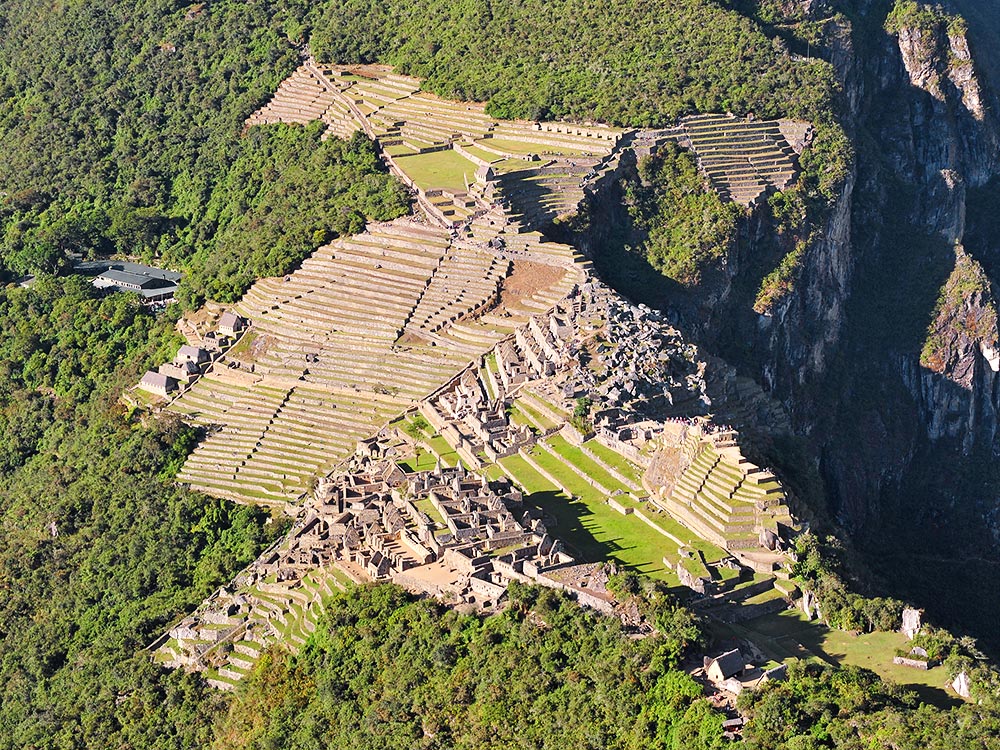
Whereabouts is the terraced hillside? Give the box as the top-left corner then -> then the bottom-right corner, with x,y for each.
245,64 -> 339,128
656,431 -> 793,560
175,65 -> 802,518
678,114 -> 810,205
248,61 -> 624,230
170,219 -> 582,506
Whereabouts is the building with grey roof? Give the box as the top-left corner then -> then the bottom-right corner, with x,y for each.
89,262 -> 180,302
139,371 -> 177,397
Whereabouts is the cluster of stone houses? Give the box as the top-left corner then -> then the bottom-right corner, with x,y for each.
421,369 -> 535,467
156,439 -> 628,680
420,277 -> 710,472
137,312 -> 247,398
704,647 -> 787,695
140,344 -> 211,397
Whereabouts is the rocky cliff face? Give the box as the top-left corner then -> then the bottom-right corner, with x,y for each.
880,13 -> 1000,453
755,169 -> 855,404
753,2 -> 1000,647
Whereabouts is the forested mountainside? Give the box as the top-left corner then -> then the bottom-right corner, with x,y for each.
659,0 -> 1000,655
1,0 -> 1000,748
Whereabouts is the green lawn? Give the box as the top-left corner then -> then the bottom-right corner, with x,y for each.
226,330 -> 257,359
398,448 -> 438,472
513,397 -> 558,430
500,454 -> 679,584
383,143 -> 419,157
423,435 -> 459,465
522,389 -> 570,419
728,609 -> 962,708
545,434 -> 630,493
526,446 -> 597,498
412,495 -> 447,526
460,143 -> 502,163
485,463 -> 507,481
478,136 -> 596,157
394,149 -> 479,191
499,454 -> 555,495
508,403 -> 541,432
583,439 -> 645,485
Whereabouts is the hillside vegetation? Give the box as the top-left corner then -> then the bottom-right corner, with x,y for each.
623,145 -> 744,286
0,0 -> 404,303
0,278 -> 282,749
0,2 -> 987,749
215,582 -> 715,750
310,0 -> 836,126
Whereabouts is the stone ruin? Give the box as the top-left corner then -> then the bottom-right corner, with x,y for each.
153,440 -> 633,687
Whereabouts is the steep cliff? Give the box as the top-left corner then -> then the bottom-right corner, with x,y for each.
582,0 -> 1000,647
786,0 -> 1000,645
875,4 -> 1000,454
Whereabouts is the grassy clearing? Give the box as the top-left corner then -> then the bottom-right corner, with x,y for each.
526,445 -> 596,497
513,397 -> 558,430
507,403 -> 541,432
479,137 -> 596,157
423,435 -> 459,465
394,149 -> 478,191
226,330 -> 258,359
412,495 -> 447,526
727,609 -> 962,708
545,434 -> 630,493
398,448 -> 440,473
460,143 -> 502,163
383,143 -> 419,156
480,367 -> 496,401
522,389 -> 570,419
499,454 -> 678,584
485,463 -> 507,481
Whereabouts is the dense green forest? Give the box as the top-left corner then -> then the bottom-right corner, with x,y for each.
0,278 -> 280,749
169,126 -> 407,304
310,0 -> 836,126
215,582 -> 711,750
212,583 -> 1000,750
0,0 -> 404,302
739,661 -> 1000,750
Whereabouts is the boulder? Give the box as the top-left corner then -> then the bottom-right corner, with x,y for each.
901,607 -> 922,639
952,670 -> 971,699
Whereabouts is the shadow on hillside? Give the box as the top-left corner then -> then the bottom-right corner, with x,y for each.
503,173 -> 566,231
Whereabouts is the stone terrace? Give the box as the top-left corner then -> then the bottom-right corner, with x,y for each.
246,64 -> 339,127
169,218 -> 584,507
654,431 -> 793,560
677,114 -> 810,206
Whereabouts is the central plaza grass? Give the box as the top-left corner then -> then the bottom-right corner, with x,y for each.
393,149 -> 478,191
545,434 -> 631,493
513,397 -> 558,430
583,439 -> 645,484
499,454 -> 679,584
